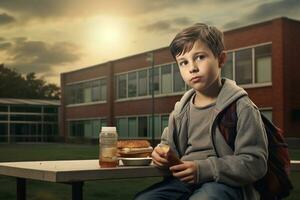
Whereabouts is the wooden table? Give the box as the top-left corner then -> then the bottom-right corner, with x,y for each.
0,159 -> 170,200
1,160 -> 299,200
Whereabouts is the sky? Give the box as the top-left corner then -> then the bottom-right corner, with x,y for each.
0,0 -> 299,85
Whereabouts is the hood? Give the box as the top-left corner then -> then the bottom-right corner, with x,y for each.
173,78 -> 247,117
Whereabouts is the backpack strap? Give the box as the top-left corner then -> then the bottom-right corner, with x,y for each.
218,101 -> 238,151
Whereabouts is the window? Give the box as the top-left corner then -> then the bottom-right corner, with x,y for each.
0,115 -> 8,121
69,119 -> 106,138
44,107 -> 58,113
148,115 -> 160,139
149,68 -> 160,95
128,72 -> 137,97
161,115 -> 169,133
173,63 -> 185,92
100,79 -> 107,101
138,70 -> 148,96
138,116 -> 148,137
10,115 -> 41,122
260,109 -> 272,122
117,118 -> 128,138
235,48 -> 252,85
0,106 -> 8,112
44,115 -> 58,122
222,52 -> 233,79
117,74 -> 127,99
67,78 -> 107,105
161,64 -> 172,94
255,44 -> 271,83
11,106 -> 41,113
128,117 -> 137,138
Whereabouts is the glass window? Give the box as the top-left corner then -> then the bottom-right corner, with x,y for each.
161,115 -> 169,133
255,45 -> 271,83
148,115 -> 160,139
161,64 -> 172,94
261,110 -> 272,122
0,106 -> 8,112
0,123 -> 7,135
117,118 -> 128,138
128,72 -> 137,98
235,48 -> 252,85
117,74 -> 127,99
138,70 -> 148,96
128,117 -> 137,138
84,121 -> 93,138
0,115 -> 8,121
44,107 -> 58,113
100,79 -> 107,101
69,121 -> 84,137
11,106 -> 41,113
10,115 -> 41,122
173,63 -> 185,92
44,115 -> 58,122
83,87 -> 92,103
138,116 -> 148,137
149,68 -> 160,95
222,52 -> 233,79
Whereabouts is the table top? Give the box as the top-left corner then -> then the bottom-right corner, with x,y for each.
1,159 -> 298,183
0,160 -> 170,183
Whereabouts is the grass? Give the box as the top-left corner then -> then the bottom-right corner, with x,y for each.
0,143 -> 299,200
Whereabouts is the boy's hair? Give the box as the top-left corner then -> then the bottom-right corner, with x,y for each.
170,23 -> 225,59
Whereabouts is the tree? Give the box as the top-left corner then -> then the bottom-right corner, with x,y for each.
0,64 -> 60,99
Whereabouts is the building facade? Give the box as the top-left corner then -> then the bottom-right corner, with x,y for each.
60,17 -> 300,140
0,98 -> 60,143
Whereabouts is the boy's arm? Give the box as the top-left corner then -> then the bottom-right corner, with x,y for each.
195,100 -> 268,186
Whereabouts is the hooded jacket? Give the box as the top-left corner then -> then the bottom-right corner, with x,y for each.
160,78 -> 268,200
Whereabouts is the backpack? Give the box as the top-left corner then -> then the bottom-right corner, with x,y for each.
218,100 -> 293,199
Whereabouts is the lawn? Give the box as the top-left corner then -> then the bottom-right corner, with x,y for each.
0,143 -> 299,200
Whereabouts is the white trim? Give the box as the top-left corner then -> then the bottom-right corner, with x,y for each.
114,91 -> 185,103
67,117 -> 106,121
259,107 -> 272,111
225,42 -> 272,53
66,101 -> 106,108
240,82 -> 272,89
66,76 -> 106,86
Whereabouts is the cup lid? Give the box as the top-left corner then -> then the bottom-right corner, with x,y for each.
101,126 -> 117,132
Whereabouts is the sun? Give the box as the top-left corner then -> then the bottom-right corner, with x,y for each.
87,16 -> 124,49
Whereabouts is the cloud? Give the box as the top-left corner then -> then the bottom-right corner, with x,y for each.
0,13 -> 16,25
0,42 -> 12,50
0,0 -> 204,21
141,17 -> 194,33
223,0 -> 300,30
247,0 -> 300,21
1,37 -> 82,74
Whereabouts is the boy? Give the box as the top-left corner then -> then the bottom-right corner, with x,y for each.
135,23 -> 268,200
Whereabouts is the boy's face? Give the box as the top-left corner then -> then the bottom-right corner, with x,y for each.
175,40 -> 225,94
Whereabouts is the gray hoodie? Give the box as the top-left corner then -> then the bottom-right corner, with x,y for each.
160,78 -> 268,200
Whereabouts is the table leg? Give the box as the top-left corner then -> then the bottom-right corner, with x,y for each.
17,178 -> 26,200
72,181 -> 84,200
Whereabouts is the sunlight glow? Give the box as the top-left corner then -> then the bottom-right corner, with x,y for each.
87,16 -> 124,49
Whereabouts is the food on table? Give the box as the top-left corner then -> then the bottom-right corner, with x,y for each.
118,140 -> 153,158
158,144 -> 183,166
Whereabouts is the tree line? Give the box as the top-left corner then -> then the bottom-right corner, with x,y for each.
0,64 -> 60,99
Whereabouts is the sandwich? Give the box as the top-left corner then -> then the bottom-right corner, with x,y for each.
117,140 -> 153,158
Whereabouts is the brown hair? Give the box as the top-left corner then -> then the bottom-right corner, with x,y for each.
170,23 -> 224,59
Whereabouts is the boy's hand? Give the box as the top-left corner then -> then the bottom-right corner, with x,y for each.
170,161 -> 197,184
151,146 -> 169,168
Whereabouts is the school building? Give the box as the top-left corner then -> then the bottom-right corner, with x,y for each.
60,17 -> 300,141
0,98 -> 60,143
